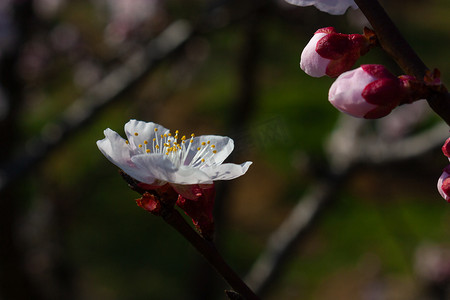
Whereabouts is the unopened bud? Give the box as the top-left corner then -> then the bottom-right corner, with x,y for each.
300,27 -> 373,78
438,166 -> 450,202
328,64 -> 413,119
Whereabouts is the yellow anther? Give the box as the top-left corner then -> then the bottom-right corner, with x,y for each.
168,133 -> 172,137
213,150 -> 217,154
144,140 -> 148,144
207,141 -> 210,144
134,132 -> 138,136
197,147 -> 201,151
175,130 -> 179,134
211,145 -> 216,148
155,145 -> 160,149
153,138 -> 156,141
190,140 -> 193,143
146,149 -> 151,153
201,159 -> 205,162
164,134 -> 168,137
125,140 -> 129,144
181,135 -> 186,140
191,133 -> 195,137
138,144 -> 143,148
201,142 -> 206,146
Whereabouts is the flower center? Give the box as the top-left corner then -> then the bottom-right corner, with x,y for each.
128,128 -> 217,168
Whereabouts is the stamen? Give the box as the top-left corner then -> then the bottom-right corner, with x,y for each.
134,132 -> 138,136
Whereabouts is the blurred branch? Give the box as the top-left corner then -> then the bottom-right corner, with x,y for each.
0,20 -> 193,193
0,0 -> 271,195
245,115 -> 363,296
245,116 -> 447,295
353,0 -> 450,125
0,1 -> 48,299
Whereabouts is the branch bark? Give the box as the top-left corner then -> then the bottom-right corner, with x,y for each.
353,0 -> 450,125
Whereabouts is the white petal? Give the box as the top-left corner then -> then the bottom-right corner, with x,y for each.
96,128 -> 132,168
284,0 -> 357,15
184,135 -> 234,166
97,128 -> 157,183
124,119 -> 170,149
328,67 -> 377,117
300,32 -> 331,77
132,154 -> 213,184
202,162 -> 252,181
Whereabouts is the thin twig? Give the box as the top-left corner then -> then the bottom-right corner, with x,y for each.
163,208 -> 260,300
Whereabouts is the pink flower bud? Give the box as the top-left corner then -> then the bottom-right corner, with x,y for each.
438,166 -> 450,202
300,27 -> 369,78
328,64 -> 410,119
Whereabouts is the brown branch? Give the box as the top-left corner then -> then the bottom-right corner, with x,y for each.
353,0 -> 450,125
162,208 -> 260,300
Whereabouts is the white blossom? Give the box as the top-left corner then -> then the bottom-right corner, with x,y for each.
97,119 -> 252,186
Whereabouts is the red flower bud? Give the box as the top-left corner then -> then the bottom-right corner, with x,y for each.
438,166 -> 450,202
328,64 -> 412,119
300,27 -> 370,78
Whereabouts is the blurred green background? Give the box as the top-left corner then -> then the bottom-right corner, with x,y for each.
4,0 -> 450,299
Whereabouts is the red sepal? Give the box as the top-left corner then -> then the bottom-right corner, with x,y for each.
315,27 -> 335,34
362,78 -> 403,106
442,138 -> 450,158
176,184 -> 216,240
136,192 -> 161,215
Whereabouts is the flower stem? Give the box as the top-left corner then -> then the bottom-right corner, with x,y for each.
354,0 -> 450,125
162,208 -> 260,300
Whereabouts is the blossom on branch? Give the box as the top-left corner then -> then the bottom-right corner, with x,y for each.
97,119 -> 252,238
284,0 -> 357,15
328,64 -> 415,119
300,27 -> 374,78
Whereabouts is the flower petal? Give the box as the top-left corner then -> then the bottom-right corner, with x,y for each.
300,32 -> 331,77
284,0 -> 357,15
202,161 -> 252,181
132,154 -> 213,184
97,128 -> 157,183
97,128 -> 132,168
184,135 -> 234,166
124,119 -> 170,150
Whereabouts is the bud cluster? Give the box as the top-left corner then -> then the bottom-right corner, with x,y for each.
300,27 -> 433,119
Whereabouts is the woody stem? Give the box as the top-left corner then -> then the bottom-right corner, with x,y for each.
354,0 -> 450,125
162,208 -> 260,300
